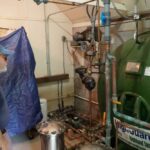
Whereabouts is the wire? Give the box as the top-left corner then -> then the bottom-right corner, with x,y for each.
92,6 -> 96,17
86,5 -> 91,19
66,40 -> 73,56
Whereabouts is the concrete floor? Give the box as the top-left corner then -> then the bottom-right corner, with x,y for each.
0,133 -> 41,150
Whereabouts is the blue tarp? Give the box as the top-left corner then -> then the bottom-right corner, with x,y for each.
0,27 -> 42,136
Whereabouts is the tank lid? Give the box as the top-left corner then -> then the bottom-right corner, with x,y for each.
37,121 -> 65,135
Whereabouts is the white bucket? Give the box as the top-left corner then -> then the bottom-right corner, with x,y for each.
40,98 -> 48,122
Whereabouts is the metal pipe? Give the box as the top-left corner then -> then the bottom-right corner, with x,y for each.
89,91 -> 93,141
60,80 -> 64,110
44,5 -> 51,75
111,57 -> 117,98
111,56 -> 118,114
44,5 -> 51,76
57,81 -> 61,111
113,105 -> 150,128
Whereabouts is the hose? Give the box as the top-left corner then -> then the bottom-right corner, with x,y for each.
86,5 -> 91,19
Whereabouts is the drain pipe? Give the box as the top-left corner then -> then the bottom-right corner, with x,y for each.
103,0 -> 111,147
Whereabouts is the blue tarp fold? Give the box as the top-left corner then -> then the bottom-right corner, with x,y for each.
0,27 -> 42,136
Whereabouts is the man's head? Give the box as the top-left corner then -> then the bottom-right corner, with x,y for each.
0,45 -> 14,57
0,45 -> 14,73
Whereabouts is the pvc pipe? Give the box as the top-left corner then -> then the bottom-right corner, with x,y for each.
104,3 -> 111,42
113,106 -> 150,128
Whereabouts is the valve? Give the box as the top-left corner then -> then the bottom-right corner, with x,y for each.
75,67 -> 96,91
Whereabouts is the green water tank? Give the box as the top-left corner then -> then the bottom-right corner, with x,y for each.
98,34 -> 150,150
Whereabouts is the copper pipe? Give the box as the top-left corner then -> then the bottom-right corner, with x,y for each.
112,58 -> 117,97
75,95 -> 98,105
89,91 -> 92,128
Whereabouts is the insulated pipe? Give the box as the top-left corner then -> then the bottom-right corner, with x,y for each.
104,0 -> 111,43
103,0 -> 111,147
105,55 -> 111,147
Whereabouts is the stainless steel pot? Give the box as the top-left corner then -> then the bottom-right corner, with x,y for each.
38,121 -> 65,150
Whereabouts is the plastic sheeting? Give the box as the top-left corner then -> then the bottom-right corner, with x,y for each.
0,27 -> 42,136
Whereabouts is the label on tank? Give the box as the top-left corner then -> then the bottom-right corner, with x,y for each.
114,118 -> 150,150
144,67 -> 150,76
125,62 -> 141,73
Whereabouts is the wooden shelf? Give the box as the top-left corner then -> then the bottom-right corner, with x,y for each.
36,74 -> 69,84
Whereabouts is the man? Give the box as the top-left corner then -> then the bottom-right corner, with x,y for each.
0,45 -> 14,131
0,45 -> 14,150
